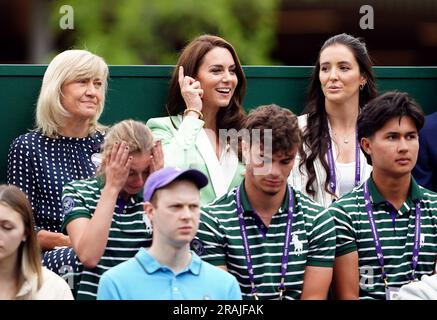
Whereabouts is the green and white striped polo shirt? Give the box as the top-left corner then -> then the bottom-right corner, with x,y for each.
61,177 -> 153,300
195,182 -> 336,300
332,176 -> 437,300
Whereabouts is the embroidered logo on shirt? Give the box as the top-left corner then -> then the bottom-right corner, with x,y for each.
143,214 -> 153,234
62,197 -> 75,214
190,239 -> 204,256
292,233 -> 303,255
420,234 -> 426,248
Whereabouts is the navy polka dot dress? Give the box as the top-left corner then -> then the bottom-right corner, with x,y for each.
7,130 -> 104,279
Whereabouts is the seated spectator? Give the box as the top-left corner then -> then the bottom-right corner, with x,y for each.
147,34 -> 247,205
331,92 -> 437,300
6,50 -> 109,288
413,111 -> 437,192
289,33 -> 376,207
195,105 -> 336,300
97,167 -> 242,300
0,185 -> 73,300
61,120 -> 163,300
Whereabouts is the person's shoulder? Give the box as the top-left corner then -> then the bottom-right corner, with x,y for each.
425,112 -> 437,127
146,116 -> 177,128
419,185 -> 437,201
101,257 -> 138,282
201,188 -> 237,214
326,184 -> 364,218
294,188 -> 324,212
10,130 -> 43,149
37,267 -> 74,299
64,176 -> 101,192
297,114 -> 308,128
199,259 -> 236,282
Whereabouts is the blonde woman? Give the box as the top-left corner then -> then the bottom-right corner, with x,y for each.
6,50 -> 108,281
61,119 -> 163,300
0,185 -> 73,300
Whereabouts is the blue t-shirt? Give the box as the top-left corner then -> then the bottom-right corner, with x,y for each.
97,248 -> 242,300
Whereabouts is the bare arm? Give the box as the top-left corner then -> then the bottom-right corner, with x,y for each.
332,251 -> 360,300
300,266 -> 333,300
37,230 -> 71,251
67,142 -> 131,268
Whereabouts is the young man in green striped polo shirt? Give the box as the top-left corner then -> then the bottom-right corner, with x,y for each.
193,104 -> 336,300
331,91 -> 437,300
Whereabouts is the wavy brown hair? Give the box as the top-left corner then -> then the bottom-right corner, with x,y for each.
300,33 -> 377,196
166,34 -> 246,132
243,104 -> 302,155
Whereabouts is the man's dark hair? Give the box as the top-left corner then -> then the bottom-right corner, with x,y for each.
358,91 -> 425,165
243,104 -> 301,155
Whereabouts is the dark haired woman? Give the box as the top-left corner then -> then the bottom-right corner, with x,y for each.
290,33 -> 377,207
147,34 -> 247,205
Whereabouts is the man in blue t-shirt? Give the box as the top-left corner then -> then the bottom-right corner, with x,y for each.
97,167 -> 242,300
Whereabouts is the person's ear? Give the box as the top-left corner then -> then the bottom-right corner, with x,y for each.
360,75 -> 367,87
144,202 -> 154,223
360,137 -> 372,156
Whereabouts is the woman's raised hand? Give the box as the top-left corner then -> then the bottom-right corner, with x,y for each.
178,65 -> 203,112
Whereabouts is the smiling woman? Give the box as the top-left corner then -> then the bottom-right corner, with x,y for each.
6,49 -> 108,295
147,34 -> 247,205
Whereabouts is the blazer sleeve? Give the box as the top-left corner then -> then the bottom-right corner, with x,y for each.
146,116 -> 205,169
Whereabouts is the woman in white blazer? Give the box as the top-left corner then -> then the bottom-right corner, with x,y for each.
289,33 -> 377,208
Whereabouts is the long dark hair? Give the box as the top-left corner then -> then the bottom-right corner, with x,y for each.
300,33 -> 377,196
166,34 -> 246,132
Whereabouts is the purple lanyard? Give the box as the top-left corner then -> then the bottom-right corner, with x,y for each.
235,185 -> 294,300
363,181 -> 421,285
327,130 -> 361,194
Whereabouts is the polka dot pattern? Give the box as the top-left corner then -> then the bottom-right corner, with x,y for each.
7,130 -> 104,279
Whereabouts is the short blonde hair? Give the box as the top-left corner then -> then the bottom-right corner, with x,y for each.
36,49 -> 109,137
97,120 -> 155,177
0,185 -> 43,299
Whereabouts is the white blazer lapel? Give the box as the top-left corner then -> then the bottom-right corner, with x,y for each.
196,128 -> 227,198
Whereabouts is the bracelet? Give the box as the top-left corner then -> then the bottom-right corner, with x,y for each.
183,108 -> 203,120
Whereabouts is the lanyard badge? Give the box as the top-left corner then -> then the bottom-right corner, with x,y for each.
327,130 -> 361,194
235,185 -> 294,300
363,181 -> 422,299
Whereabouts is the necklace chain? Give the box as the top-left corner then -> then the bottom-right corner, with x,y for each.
333,131 -> 354,144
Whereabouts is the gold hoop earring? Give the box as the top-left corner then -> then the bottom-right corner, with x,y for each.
359,83 -> 365,91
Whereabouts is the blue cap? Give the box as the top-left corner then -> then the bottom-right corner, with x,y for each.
143,167 -> 209,202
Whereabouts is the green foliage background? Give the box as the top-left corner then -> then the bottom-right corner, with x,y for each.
51,0 -> 280,65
